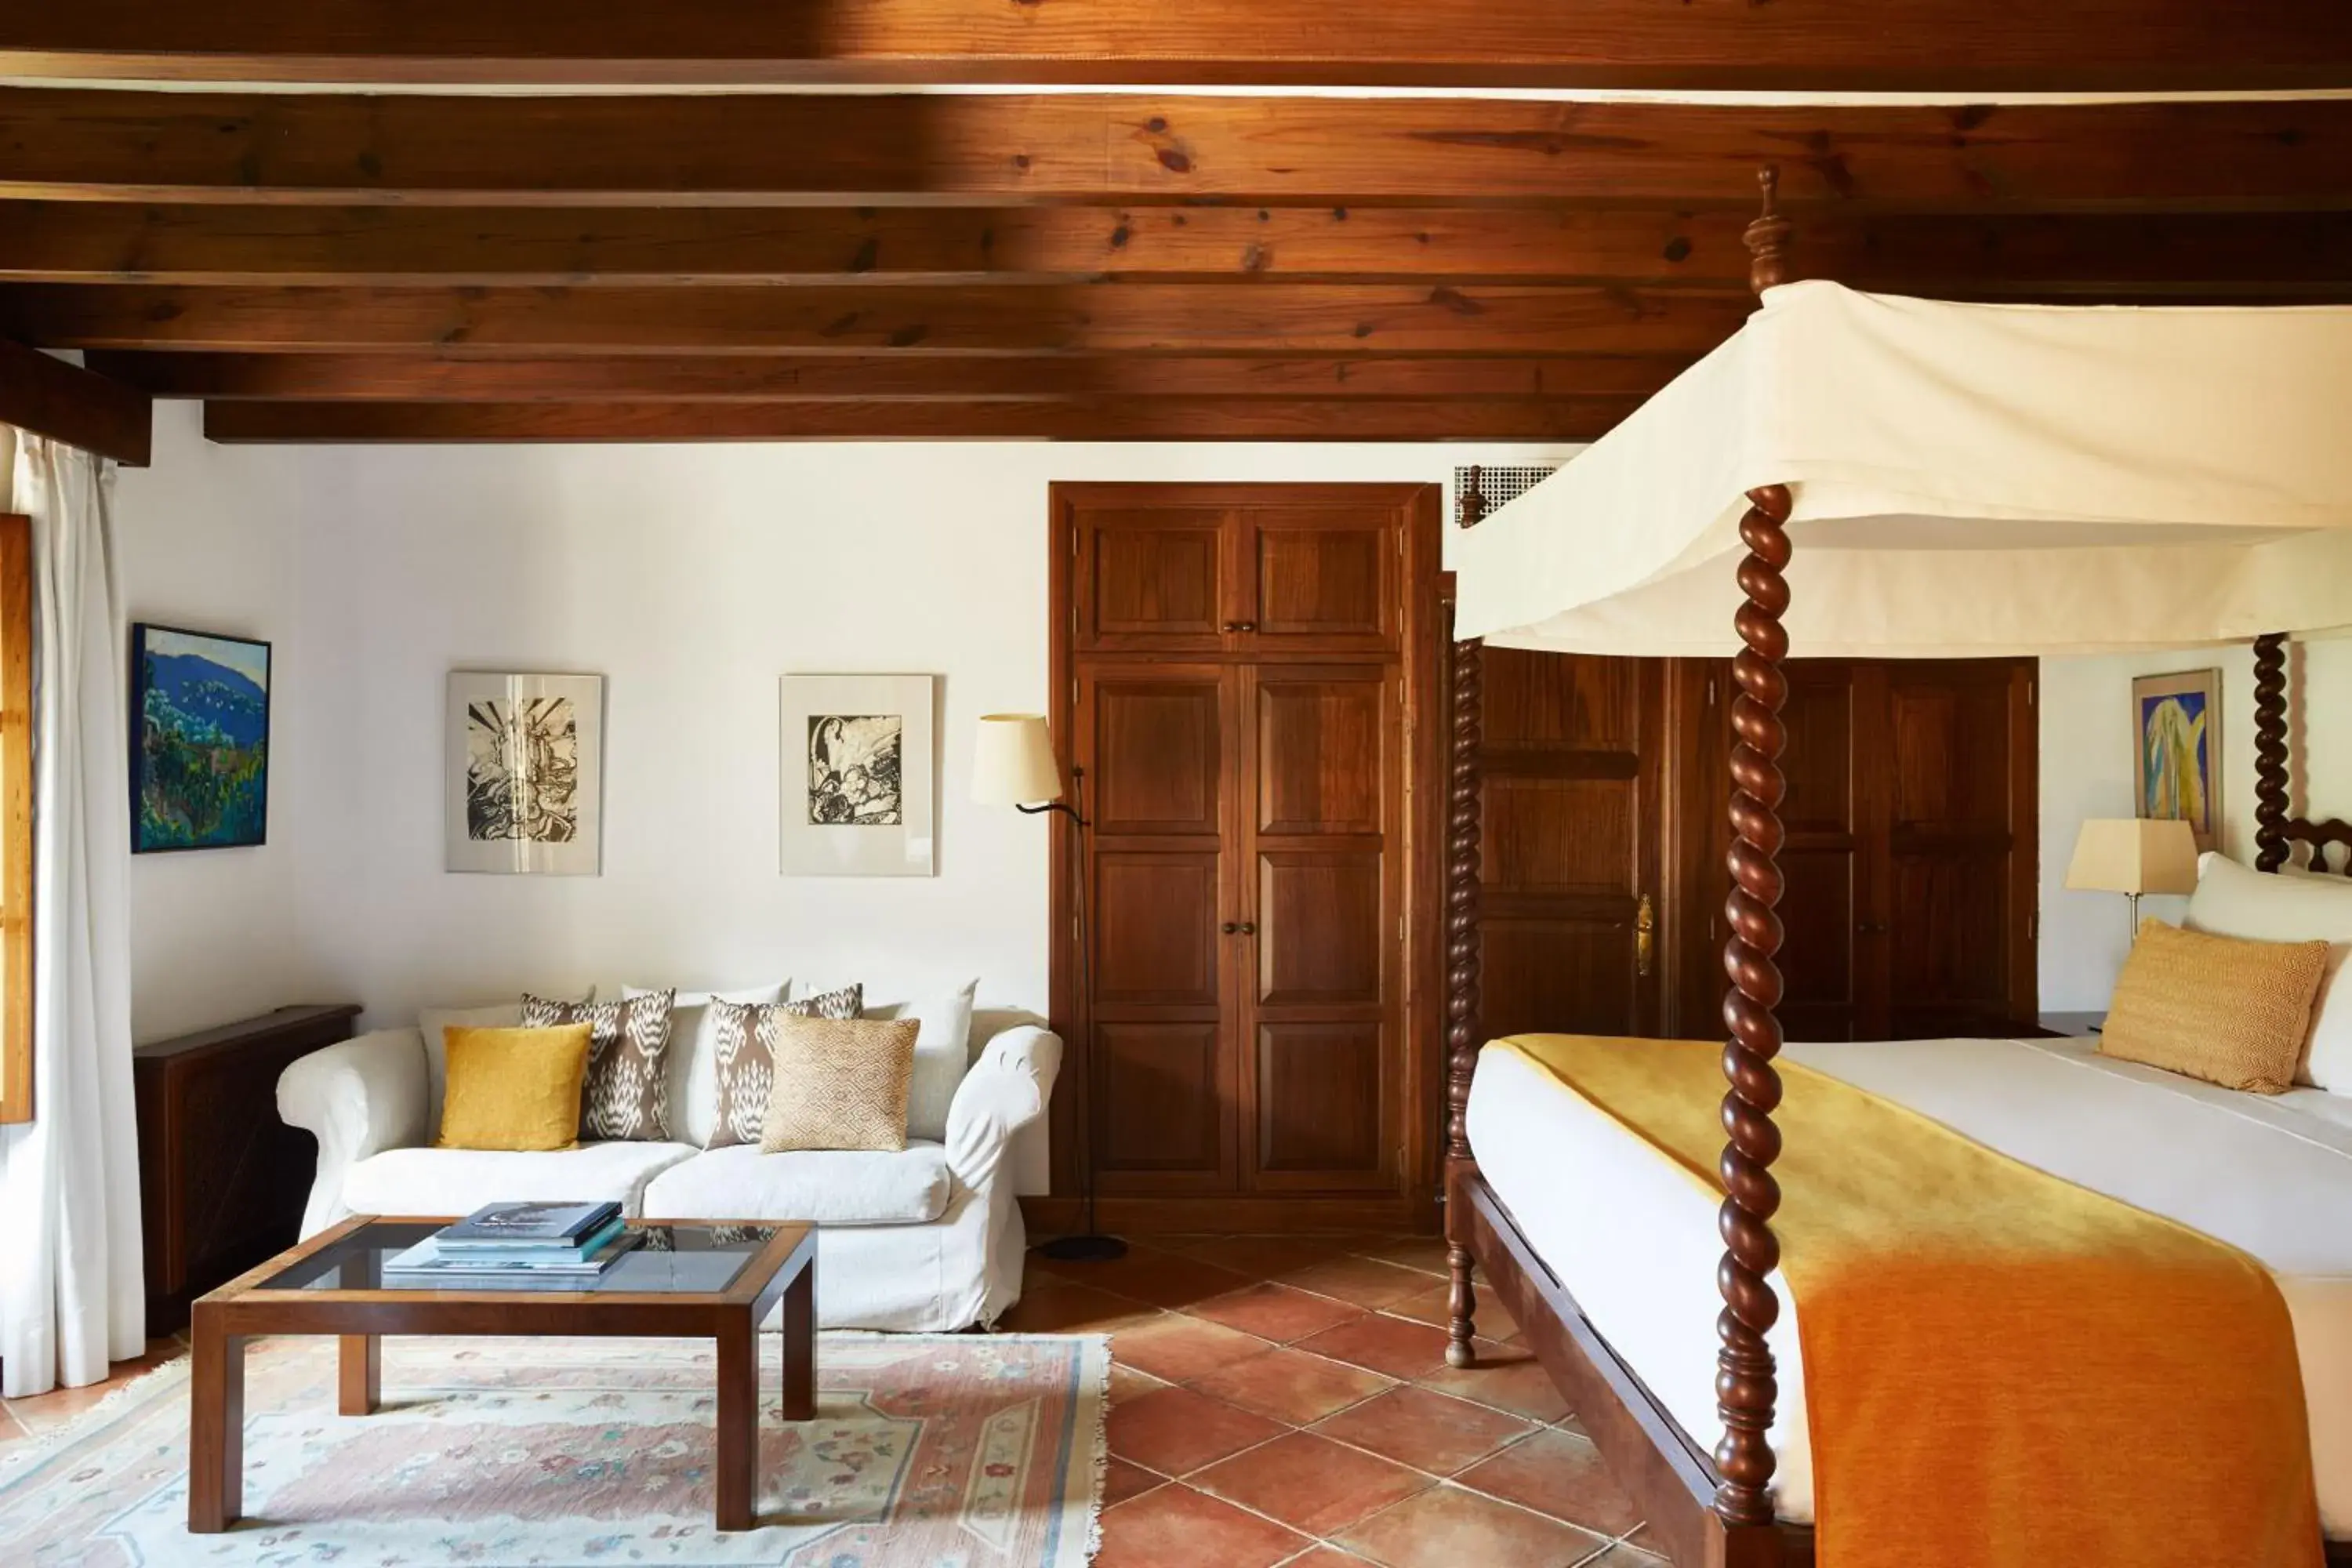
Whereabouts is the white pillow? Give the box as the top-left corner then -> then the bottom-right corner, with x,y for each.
2184,853 -> 2352,1090
415,1001 -> 524,1141
833,979 -> 978,1143
625,982 -> 787,1149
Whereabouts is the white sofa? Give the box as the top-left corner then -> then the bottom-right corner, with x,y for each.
276,987 -> 1060,1333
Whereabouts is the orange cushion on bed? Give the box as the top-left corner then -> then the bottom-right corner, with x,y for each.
2100,919 -> 2330,1094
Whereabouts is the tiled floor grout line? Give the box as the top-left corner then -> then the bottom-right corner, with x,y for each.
1082,1241 -> 1655,1564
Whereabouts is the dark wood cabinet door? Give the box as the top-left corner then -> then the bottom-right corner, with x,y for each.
1476,651 -> 1666,1041
1051,480 -> 1439,1227
1080,663 -> 1242,1192
1740,658 -> 2037,1042
1243,506 -> 1401,655
1243,664 -> 1400,1190
1775,663 -> 1871,1042
1071,503 -> 1234,655
1882,659 -> 2038,1038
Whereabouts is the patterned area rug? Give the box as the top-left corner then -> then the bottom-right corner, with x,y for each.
0,1332 -> 1106,1566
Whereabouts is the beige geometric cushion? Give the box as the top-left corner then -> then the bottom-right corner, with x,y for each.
704,983 -> 862,1150
760,1015 -> 920,1154
2099,919 -> 2331,1094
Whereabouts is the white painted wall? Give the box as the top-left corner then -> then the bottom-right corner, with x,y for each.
116,402 -> 1577,1040
113,402 -> 2352,1036
2037,640 -> 2352,1010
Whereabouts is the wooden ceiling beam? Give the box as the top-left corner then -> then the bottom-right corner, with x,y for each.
5,90 -> 2348,211
0,338 -> 151,465
90,351 -> 1692,403
15,204 -> 2352,296
5,0 -> 2347,90
0,283 -> 1753,356
201,397 -> 1640,443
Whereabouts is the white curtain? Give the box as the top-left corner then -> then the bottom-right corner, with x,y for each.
0,432 -> 143,1397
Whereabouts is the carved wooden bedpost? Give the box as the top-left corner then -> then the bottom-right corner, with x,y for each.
1444,601 -> 1485,1368
2254,631 -> 2291,872
1715,166 -> 1793,1531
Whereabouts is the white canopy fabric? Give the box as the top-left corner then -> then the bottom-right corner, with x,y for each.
1452,281 -> 2352,658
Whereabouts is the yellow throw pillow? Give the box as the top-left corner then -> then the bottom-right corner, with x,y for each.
2100,920 -> 2331,1094
436,1024 -> 593,1151
759,1014 -> 919,1154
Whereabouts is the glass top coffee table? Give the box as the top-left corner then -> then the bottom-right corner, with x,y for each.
187,1214 -> 816,1535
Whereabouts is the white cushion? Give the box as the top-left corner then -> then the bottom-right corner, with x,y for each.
2185,852 -> 2352,1090
640,1141 -> 952,1226
341,1140 -> 696,1219
848,978 -> 978,1143
625,982 -> 788,1149
414,1002 -> 524,1142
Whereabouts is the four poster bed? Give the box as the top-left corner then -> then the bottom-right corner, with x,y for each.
1439,175 -> 2352,1568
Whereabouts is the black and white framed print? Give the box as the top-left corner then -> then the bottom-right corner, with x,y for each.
446,671 -> 605,875
780,673 -> 936,877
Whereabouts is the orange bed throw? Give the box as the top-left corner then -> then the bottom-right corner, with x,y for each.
1499,1034 -> 2321,1568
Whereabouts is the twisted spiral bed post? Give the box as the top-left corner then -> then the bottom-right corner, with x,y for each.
1715,484 -> 1792,1527
2253,632 -> 2290,873
1444,628 -> 1484,1370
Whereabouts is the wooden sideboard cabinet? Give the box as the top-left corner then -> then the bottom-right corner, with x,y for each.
132,1004 -> 361,1332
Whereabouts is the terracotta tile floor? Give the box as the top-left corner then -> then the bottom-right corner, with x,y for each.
4,1237 -> 1664,1567
1007,1234 -> 1664,1568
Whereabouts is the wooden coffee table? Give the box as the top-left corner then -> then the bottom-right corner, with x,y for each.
187,1214 -> 816,1534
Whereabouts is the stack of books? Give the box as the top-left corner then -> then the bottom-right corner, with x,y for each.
383,1201 -> 639,1287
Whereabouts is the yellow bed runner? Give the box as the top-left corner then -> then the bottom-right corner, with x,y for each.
1497,1034 -> 2321,1568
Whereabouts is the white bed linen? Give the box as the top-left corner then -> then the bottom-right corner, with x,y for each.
1465,1034 -> 2352,1535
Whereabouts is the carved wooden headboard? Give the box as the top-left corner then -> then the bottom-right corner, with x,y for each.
2252,631 -> 2352,876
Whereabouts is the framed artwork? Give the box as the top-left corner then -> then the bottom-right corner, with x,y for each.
780,673 -> 936,877
446,671 -> 604,875
2133,667 -> 2221,853
130,623 -> 270,853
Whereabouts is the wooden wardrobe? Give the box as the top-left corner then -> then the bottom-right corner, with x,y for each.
1047,482 -> 1444,1232
1468,651 -> 2039,1047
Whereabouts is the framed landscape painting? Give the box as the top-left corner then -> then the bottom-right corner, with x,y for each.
780,673 -> 936,877
130,624 -> 270,853
2133,667 -> 2221,852
445,671 -> 605,875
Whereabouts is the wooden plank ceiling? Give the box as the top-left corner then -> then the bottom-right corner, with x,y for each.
0,6 -> 2348,450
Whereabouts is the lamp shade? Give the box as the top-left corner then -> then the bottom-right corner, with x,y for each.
2064,818 -> 2200,897
972,714 -> 1064,807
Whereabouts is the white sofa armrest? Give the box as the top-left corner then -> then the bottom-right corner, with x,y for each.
945,1025 -> 1062,1197
278,1028 -> 431,1237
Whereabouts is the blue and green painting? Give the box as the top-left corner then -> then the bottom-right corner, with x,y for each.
132,625 -> 270,851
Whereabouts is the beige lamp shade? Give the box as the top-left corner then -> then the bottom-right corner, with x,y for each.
2064,818 -> 2201,897
972,713 -> 1064,807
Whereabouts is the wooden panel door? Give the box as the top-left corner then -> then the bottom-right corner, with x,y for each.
1242,506 -> 1401,655
1476,651 -> 1666,1040
1243,664 -> 1401,1190
1078,663 -> 1242,1192
1051,480 -> 1439,1229
1743,658 -> 2037,1041
1072,504 -> 1233,655
1882,659 -> 2038,1038
1775,663 -> 1871,1042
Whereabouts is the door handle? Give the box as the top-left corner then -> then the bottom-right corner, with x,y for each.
1221,921 -> 1240,935
1236,922 -> 1257,936
1635,894 -> 1656,978
1222,620 -> 1258,633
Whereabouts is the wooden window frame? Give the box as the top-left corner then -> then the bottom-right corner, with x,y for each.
0,514 -> 31,1123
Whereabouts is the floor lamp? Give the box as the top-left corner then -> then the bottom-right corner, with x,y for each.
972,713 -> 1127,1263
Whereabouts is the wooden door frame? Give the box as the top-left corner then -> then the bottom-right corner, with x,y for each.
1043,480 -> 1444,1233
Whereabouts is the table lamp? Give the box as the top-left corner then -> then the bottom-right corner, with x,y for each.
2064,817 -> 2200,941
